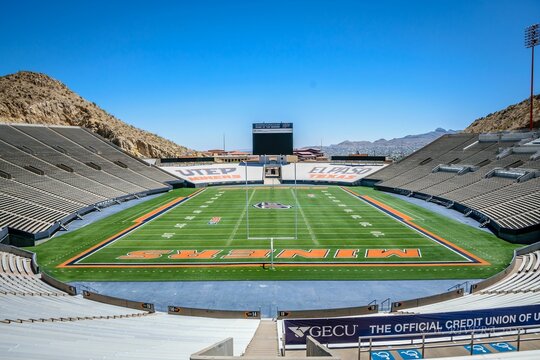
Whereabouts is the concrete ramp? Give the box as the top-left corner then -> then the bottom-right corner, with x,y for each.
244,320 -> 279,356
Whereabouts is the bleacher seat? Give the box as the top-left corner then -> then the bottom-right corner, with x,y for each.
367,132 -> 540,233
0,124 -> 181,239
0,251 -> 259,359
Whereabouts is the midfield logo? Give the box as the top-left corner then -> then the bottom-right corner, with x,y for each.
253,202 -> 292,209
208,217 -> 221,225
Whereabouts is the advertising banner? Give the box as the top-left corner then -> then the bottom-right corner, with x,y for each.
284,304 -> 540,345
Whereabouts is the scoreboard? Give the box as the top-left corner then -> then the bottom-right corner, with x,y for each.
252,123 -> 293,155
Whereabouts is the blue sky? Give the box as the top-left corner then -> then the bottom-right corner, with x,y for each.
1,0 -> 539,151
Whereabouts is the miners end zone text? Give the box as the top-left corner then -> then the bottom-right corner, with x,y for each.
59,186 -> 488,268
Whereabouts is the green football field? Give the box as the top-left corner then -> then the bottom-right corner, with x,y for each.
29,186 -> 519,281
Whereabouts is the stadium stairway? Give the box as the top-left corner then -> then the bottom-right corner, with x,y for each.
243,319 -> 280,357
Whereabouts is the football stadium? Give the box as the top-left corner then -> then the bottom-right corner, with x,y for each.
1,2 -> 540,360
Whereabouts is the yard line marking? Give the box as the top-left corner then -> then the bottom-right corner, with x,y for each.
340,187 -> 488,265
58,188 -> 206,267
291,188 -> 319,245
226,188 -> 257,245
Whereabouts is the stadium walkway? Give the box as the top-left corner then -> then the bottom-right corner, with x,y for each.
387,192 -> 491,232
41,193 -> 163,241
244,320 -> 279,356
70,279 -> 479,318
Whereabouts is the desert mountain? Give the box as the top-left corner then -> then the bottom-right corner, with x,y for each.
464,95 -> 540,133
334,128 -> 458,148
313,128 -> 458,159
0,71 -> 193,158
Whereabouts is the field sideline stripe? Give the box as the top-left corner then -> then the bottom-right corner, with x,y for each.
60,261 -> 489,268
57,189 -> 206,268
341,187 -> 489,265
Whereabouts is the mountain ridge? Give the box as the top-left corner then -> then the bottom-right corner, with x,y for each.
0,71 -> 193,158
464,95 -> 540,133
330,128 -> 458,148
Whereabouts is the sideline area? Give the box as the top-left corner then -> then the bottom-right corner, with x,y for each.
69,279 -> 479,318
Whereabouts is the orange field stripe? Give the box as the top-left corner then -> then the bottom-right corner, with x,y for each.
133,197 -> 186,223
343,187 -> 489,266
62,261 -> 488,269
360,195 -> 413,221
58,189 -> 204,268
404,220 -> 489,265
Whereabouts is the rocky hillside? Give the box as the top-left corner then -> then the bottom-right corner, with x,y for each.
0,71 -> 193,158
465,95 -> 540,133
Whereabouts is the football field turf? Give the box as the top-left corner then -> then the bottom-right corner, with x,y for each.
30,186 -> 519,281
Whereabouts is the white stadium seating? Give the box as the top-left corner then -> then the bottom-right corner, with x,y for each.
0,250 -> 259,359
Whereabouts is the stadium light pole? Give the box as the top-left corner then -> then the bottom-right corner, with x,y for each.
525,24 -> 539,131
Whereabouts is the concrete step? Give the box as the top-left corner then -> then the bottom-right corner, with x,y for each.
243,319 -> 279,357
264,178 -> 281,185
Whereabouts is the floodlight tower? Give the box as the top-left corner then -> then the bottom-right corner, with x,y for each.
525,24 -> 539,130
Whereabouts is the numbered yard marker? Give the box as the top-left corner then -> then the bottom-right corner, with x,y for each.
161,233 -> 175,239
174,223 -> 186,228
184,216 -> 195,220
351,215 -> 362,219
370,231 -> 384,237
359,222 -> 372,227
193,210 -> 202,214
344,209 -> 353,213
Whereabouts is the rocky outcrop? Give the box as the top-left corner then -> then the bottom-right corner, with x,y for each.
464,95 -> 540,133
0,71 -> 193,158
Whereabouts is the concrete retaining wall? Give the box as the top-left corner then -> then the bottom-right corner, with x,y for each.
41,272 -> 77,295
391,289 -> 464,312
83,290 -> 155,313
168,306 -> 260,319
190,337 -> 339,360
277,304 -> 378,319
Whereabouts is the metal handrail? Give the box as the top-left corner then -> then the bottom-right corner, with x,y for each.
357,325 -> 540,360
